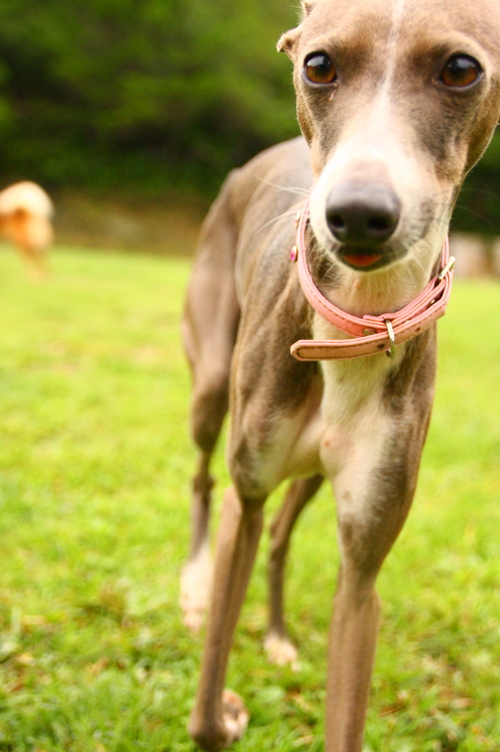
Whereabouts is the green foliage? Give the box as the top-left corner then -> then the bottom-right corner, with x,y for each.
0,0 -> 298,195
0,1 -> 499,229
455,133 -> 500,236
0,245 -> 499,750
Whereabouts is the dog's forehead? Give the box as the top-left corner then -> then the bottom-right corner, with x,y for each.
300,0 -> 500,59
300,0 -> 391,44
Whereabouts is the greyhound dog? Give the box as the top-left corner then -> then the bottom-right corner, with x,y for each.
182,0 -> 500,749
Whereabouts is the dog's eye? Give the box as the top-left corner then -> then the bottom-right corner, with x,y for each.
304,53 -> 337,85
440,55 -> 482,88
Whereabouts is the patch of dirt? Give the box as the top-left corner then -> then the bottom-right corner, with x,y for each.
53,191 -> 206,256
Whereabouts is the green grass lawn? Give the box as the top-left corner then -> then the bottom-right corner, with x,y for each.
0,245 -> 499,752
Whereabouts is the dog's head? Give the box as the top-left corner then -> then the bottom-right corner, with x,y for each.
279,0 -> 500,277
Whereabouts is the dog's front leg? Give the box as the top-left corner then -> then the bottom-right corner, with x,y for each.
189,485 -> 264,752
325,556 -> 382,751
324,415 -> 426,752
325,500 -> 412,750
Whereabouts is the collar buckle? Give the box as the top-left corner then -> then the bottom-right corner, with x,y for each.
385,319 -> 396,358
437,255 -> 456,281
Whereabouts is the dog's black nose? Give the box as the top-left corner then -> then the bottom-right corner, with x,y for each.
326,184 -> 401,245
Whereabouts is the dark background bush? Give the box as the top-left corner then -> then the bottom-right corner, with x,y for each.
0,0 -> 499,233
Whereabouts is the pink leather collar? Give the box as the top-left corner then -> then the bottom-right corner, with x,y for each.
290,196 -> 455,361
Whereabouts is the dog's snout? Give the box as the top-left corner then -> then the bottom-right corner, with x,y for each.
326,184 -> 401,246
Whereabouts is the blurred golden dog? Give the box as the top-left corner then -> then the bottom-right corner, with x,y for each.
0,181 -> 53,279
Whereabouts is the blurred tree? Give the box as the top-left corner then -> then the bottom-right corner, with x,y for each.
0,0 -> 298,195
454,134 -> 500,236
0,0 -> 498,232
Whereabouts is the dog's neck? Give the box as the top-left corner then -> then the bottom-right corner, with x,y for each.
309,232 -> 446,320
290,200 -> 453,362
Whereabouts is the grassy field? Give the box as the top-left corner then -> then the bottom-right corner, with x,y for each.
0,245 -> 499,752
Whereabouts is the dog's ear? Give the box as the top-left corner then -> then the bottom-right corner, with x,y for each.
277,0 -> 317,58
277,26 -> 301,58
301,0 -> 317,16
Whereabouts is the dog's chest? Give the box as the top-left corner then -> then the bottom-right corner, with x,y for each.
271,355 -> 396,486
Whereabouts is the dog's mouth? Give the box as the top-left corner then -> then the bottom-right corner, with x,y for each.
337,247 -> 397,271
340,252 -> 383,269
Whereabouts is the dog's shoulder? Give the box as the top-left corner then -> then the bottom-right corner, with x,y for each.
220,137 -> 312,229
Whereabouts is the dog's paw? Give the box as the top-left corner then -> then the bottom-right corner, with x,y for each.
179,547 -> 213,632
189,690 -> 249,751
264,632 -> 300,671
182,603 -> 205,633
222,689 -> 250,744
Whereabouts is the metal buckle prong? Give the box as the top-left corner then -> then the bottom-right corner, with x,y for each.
385,319 -> 396,358
438,255 -> 456,281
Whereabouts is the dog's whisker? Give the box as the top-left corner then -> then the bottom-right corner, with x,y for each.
458,187 -> 500,199
252,210 -> 298,239
408,252 -> 430,278
453,203 -> 500,233
257,177 -> 310,197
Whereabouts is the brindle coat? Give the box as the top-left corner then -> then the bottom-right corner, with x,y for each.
182,1 -> 500,750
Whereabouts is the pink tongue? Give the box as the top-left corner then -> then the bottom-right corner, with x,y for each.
344,254 -> 382,267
